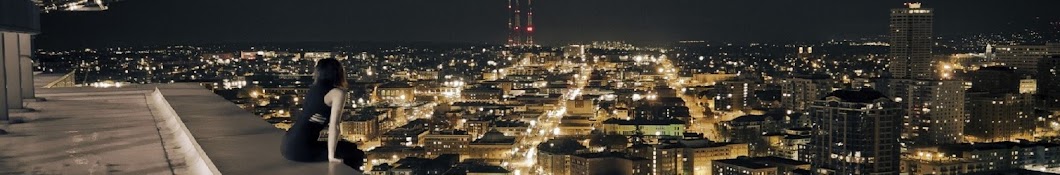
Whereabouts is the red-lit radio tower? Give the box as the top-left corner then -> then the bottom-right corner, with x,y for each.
526,0 -> 534,45
507,0 -> 534,46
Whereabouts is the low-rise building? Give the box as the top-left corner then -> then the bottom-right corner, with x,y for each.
747,156 -> 811,175
423,130 -> 471,159
629,143 -> 682,175
365,145 -> 426,171
491,120 -> 530,137
446,162 -> 512,175
463,85 -> 503,102
678,140 -> 751,175
600,118 -> 686,138
537,138 -> 589,175
713,158 -> 779,175
376,81 -> 415,104
343,109 -> 388,142
570,151 -> 648,175
773,128 -> 811,161
559,115 -> 594,136
466,130 -> 517,164
387,154 -> 461,175
379,119 -> 429,146
719,112 -> 808,156
934,141 -> 1060,172
902,153 -> 986,175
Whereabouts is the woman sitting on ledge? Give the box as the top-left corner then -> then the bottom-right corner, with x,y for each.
281,58 -> 365,170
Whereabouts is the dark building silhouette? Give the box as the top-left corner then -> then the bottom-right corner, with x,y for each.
810,89 -> 901,175
1039,55 -> 1060,104
965,66 -> 1034,141
968,66 -> 1020,94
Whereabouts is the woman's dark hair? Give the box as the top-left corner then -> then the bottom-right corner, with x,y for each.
313,58 -> 348,89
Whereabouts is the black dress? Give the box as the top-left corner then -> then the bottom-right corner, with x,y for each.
281,84 -> 364,169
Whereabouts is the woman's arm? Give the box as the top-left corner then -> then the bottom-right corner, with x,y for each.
325,89 -> 346,162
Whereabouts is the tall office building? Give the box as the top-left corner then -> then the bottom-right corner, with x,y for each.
993,43 -> 1060,76
810,89 -> 901,175
886,3 -> 965,147
891,79 -> 965,146
889,3 -> 934,79
1038,55 -> 1060,103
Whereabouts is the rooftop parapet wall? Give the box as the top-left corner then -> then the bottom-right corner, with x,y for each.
147,87 -> 222,175
152,83 -> 361,174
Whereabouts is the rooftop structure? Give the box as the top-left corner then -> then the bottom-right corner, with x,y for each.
0,74 -> 361,174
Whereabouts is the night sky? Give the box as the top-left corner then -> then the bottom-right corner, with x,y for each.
36,0 -> 1060,49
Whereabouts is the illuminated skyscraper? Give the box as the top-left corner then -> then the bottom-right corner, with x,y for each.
893,79 -> 965,146
889,3 -> 934,79
886,3 -> 965,147
810,89 -> 901,175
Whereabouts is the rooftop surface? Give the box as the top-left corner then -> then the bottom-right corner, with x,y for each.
748,156 -> 811,166
0,74 -> 361,174
0,82 -> 173,174
823,88 -> 887,103
714,158 -> 775,169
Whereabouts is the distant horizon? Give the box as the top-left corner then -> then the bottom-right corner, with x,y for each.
34,0 -> 1060,49
32,21 -> 1058,50
29,32 -> 1042,51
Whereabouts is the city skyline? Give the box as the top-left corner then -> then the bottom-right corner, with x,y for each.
5,0 -> 1060,174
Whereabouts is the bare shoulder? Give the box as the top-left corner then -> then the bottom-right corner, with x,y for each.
324,88 -> 347,100
327,88 -> 347,95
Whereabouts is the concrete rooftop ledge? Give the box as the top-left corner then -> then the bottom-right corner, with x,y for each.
153,83 -> 361,174
1,77 -> 360,174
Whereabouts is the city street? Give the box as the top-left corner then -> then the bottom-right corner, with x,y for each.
504,62 -> 592,175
